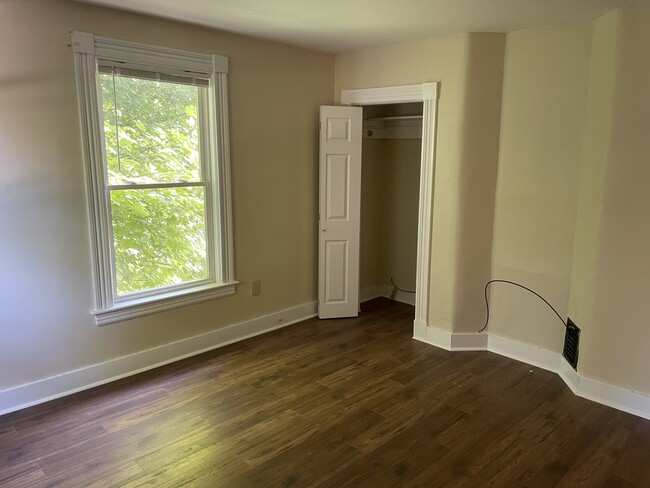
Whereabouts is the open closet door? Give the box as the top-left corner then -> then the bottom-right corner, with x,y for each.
318,105 -> 362,319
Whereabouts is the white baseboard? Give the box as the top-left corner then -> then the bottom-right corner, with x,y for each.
413,326 -> 487,351
360,284 -> 416,306
416,325 -> 452,350
0,301 -> 318,417
557,356 -> 581,394
490,335 -> 648,419
392,289 -> 416,306
415,325 -> 650,420
359,285 -> 389,303
451,332 -> 489,351
4,303 -> 648,422
487,333 -> 561,373
559,357 -> 650,420
412,319 -> 428,342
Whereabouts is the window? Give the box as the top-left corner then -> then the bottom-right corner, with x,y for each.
72,32 -> 236,325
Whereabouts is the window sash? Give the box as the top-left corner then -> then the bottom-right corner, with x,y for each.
106,182 -> 212,300
100,76 -> 214,298
98,73 -> 207,186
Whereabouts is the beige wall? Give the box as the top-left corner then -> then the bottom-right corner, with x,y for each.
337,32 -> 504,331
568,12 -> 618,382
493,10 -> 650,396
337,7 -> 650,399
0,0 -> 334,390
360,137 -> 421,292
490,22 -> 592,350
452,34 -> 505,332
574,9 -> 650,393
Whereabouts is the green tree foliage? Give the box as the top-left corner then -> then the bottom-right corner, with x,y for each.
100,73 -> 208,295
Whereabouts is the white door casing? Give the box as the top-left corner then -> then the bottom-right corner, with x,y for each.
339,83 -> 440,338
318,105 -> 363,318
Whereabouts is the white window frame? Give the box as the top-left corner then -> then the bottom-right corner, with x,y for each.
71,32 -> 237,326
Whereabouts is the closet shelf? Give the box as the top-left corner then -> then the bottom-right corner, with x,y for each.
365,115 -> 423,122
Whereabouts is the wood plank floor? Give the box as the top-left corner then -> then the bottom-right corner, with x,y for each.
1,298 -> 649,487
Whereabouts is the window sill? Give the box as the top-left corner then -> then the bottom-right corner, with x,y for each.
92,281 -> 238,326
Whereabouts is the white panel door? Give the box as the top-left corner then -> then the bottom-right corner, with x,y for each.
318,105 -> 362,318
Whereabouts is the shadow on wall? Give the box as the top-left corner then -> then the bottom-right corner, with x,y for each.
453,33 -> 505,333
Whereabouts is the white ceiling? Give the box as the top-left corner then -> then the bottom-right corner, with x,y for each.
77,0 -> 644,53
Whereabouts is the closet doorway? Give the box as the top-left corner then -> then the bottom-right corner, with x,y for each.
360,102 -> 423,307
318,83 -> 440,337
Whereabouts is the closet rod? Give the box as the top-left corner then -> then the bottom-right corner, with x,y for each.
365,115 -> 423,122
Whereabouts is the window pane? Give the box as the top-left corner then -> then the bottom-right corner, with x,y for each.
110,186 -> 209,295
100,73 -> 202,185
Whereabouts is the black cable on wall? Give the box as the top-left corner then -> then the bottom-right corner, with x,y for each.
479,279 -> 568,333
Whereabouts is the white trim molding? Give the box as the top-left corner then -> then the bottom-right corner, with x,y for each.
487,333 -> 561,373
3,307 -> 648,421
0,301 -> 317,416
72,32 -> 228,77
341,83 -> 439,105
559,358 -> 650,420
413,325 -> 488,351
341,82 -> 440,346
413,326 -> 650,420
451,333 -> 489,351
93,281 -> 238,326
413,319 -> 428,343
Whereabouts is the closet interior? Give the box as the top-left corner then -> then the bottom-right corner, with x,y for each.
360,102 -> 423,305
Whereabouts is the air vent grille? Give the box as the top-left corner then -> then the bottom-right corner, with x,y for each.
563,318 -> 580,370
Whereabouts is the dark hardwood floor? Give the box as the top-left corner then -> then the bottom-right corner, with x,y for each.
1,298 -> 649,487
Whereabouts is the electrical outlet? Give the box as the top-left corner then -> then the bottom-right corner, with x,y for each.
251,279 -> 261,297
